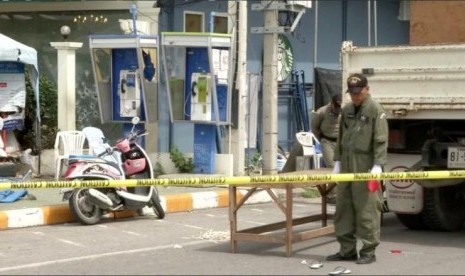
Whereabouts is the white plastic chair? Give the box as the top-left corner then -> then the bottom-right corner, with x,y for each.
54,130 -> 86,180
82,126 -> 118,163
295,131 -> 323,169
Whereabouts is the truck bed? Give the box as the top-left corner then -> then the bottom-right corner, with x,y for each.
341,41 -> 465,120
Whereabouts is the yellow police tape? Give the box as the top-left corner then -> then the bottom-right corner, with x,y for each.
1,170 -> 465,190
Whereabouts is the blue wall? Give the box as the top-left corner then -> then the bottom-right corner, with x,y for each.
157,0 -> 409,153
246,0 -> 409,81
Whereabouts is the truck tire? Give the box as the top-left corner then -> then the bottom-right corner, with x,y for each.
421,184 -> 465,231
395,213 -> 429,230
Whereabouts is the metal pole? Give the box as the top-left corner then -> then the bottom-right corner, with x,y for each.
367,0 -> 371,46
237,1 -> 247,175
312,0 -> 319,114
313,0 -> 319,68
342,0 -> 347,41
374,0 -> 378,46
261,0 -> 278,175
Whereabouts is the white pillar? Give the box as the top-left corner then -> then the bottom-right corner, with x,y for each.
230,1 -> 248,176
261,1 -> 278,175
50,42 -> 83,131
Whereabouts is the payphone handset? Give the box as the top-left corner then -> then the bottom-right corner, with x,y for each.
119,70 -> 141,117
190,72 -> 211,121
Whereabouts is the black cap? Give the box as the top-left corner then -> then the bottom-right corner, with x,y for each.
346,73 -> 368,94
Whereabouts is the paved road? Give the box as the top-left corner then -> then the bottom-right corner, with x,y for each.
0,198 -> 464,275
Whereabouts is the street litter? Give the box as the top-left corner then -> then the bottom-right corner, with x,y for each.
309,261 -> 323,269
328,266 -> 351,275
193,229 -> 230,242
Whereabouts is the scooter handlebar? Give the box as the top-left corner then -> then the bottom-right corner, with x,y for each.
136,129 -> 146,136
97,146 -> 120,157
128,129 -> 147,142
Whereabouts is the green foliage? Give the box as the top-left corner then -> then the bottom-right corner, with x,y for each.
169,146 -> 194,173
15,73 -> 58,152
251,151 -> 262,167
302,187 -> 321,199
154,162 -> 165,177
245,151 -> 262,175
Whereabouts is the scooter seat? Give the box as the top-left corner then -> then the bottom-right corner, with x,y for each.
69,154 -> 95,159
68,155 -> 121,171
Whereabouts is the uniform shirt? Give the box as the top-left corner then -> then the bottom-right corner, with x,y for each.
334,94 -> 388,168
311,103 -> 340,141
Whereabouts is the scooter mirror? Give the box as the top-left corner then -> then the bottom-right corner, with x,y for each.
131,117 -> 140,125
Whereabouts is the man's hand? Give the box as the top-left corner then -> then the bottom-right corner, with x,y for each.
332,161 -> 341,174
370,164 -> 382,174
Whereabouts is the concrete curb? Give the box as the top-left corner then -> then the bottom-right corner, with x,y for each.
0,188 -> 278,230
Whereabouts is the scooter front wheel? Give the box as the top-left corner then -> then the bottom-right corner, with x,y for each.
69,188 -> 102,225
150,187 -> 165,219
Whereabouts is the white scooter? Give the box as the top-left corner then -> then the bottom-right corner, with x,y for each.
62,117 -> 165,225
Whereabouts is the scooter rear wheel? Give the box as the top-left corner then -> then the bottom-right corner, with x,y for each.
150,187 -> 165,219
69,188 -> 102,225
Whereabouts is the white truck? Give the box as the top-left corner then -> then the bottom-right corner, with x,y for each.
341,41 -> 465,231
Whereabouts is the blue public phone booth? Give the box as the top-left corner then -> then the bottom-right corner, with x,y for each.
89,35 -> 159,147
161,32 -> 232,173
89,35 -> 159,124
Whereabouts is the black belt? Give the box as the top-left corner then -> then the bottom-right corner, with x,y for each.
321,134 -> 337,142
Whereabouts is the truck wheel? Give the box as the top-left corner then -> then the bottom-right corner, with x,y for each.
421,184 -> 465,231
395,213 -> 429,230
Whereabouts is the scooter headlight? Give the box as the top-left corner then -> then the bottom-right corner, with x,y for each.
129,151 -> 141,159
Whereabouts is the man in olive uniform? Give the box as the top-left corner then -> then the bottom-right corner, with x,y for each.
326,73 -> 388,265
311,93 -> 342,203
281,94 -> 341,174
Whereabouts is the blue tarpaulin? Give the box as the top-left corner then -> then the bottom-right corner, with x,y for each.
0,189 -> 27,203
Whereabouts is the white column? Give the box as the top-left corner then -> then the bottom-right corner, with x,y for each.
261,1 -> 278,176
50,42 -> 83,131
230,1 -> 248,176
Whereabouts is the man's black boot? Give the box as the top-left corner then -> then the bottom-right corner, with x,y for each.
356,254 -> 376,264
326,252 -> 358,261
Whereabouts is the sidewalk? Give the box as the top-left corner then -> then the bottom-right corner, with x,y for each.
0,174 -> 306,230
